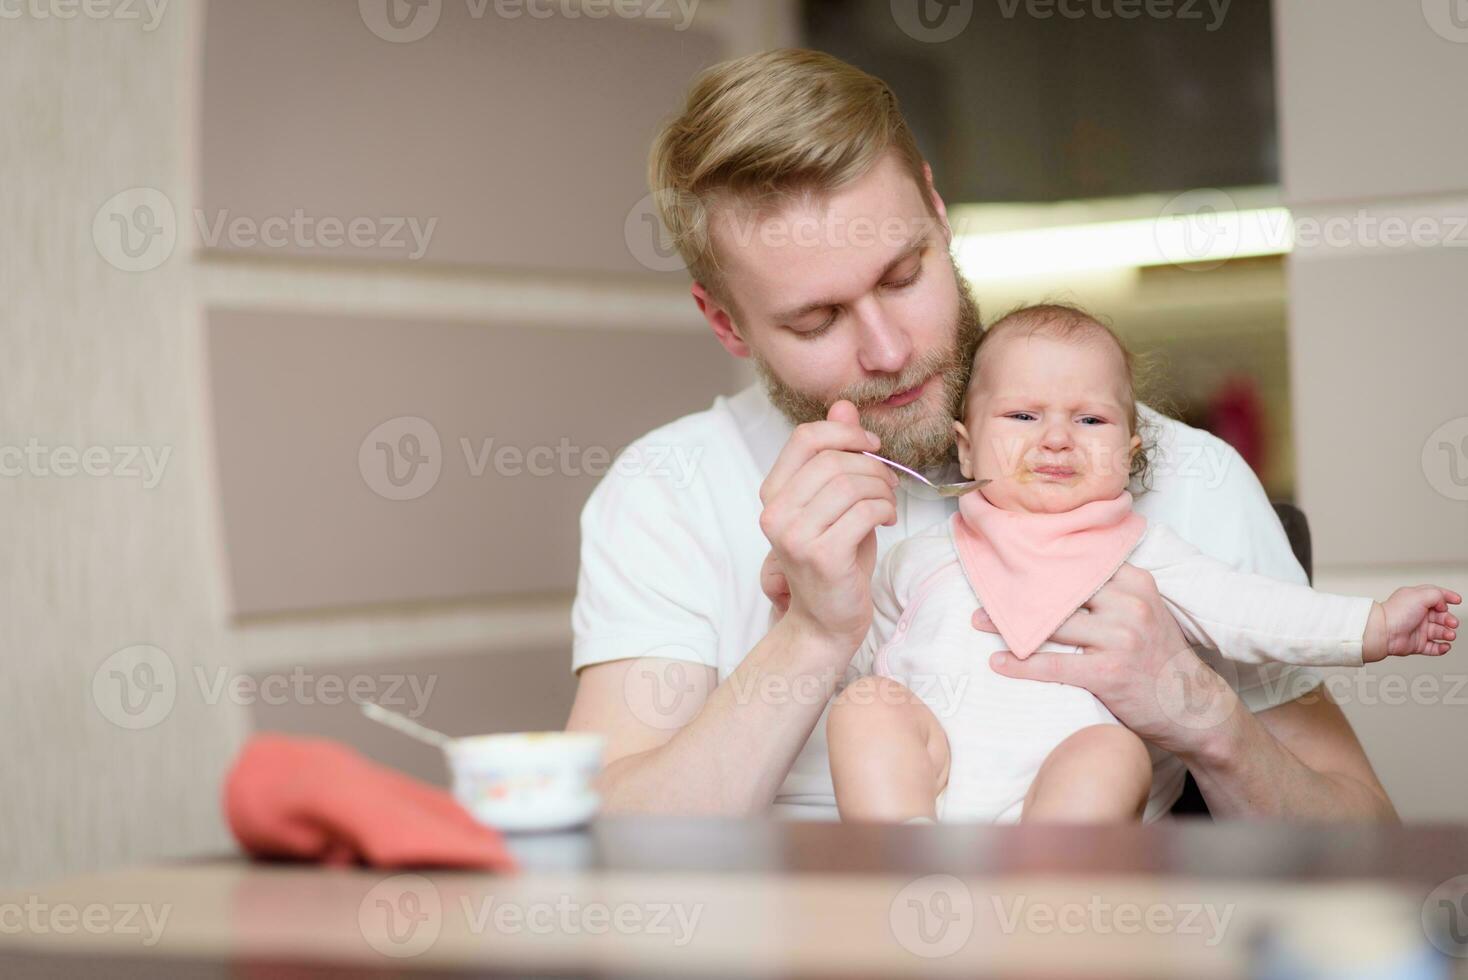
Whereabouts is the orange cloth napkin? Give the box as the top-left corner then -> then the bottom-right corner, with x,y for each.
224,733 -> 518,871
953,489 -> 1148,660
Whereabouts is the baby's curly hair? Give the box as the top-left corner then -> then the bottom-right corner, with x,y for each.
960,302 -> 1176,496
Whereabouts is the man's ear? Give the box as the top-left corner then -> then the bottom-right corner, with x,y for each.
922,162 -> 952,243
953,419 -> 974,480
691,282 -> 750,359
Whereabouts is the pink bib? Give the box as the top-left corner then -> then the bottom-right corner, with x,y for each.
951,490 -> 1147,659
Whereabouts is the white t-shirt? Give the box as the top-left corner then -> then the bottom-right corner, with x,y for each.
571,381 -> 1326,819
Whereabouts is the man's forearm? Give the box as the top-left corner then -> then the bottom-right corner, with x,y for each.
1179,690 -> 1398,821
596,616 -> 852,816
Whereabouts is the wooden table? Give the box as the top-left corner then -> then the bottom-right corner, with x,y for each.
3,818 -> 1466,978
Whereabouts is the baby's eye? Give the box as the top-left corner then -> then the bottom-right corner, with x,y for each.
1079,416 -> 1106,425
1005,412 -> 1036,421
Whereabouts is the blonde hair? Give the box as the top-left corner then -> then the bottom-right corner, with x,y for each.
964,303 -> 1172,494
648,48 -> 937,306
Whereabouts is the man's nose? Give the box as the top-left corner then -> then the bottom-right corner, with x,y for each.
851,300 -> 911,375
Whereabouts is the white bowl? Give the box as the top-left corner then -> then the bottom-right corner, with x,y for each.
445,731 -> 605,833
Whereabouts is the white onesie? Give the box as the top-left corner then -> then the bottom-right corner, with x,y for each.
851,514 -> 1374,824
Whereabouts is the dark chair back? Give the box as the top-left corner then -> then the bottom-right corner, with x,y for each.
1272,501 -> 1313,585
1170,501 -> 1311,817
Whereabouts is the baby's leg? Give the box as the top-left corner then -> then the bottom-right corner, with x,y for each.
1021,724 -> 1152,823
827,675 -> 950,822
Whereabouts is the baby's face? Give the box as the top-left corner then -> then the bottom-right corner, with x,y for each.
955,332 -> 1141,514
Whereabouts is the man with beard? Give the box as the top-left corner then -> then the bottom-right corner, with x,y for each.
564,49 -> 1396,821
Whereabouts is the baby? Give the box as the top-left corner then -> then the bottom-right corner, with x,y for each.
825,304 -> 1461,824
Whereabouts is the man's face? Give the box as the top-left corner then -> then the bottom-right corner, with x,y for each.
706,153 -> 981,470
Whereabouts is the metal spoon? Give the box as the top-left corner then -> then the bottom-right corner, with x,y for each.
359,700 -> 453,749
861,451 -> 990,498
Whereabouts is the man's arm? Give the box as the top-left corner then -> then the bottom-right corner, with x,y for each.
990,563 -> 1397,820
566,400 -> 899,815
1192,678 -> 1397,820
565,617 -> 850,815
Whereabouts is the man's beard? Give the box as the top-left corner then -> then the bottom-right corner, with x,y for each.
752,269 -> 984,471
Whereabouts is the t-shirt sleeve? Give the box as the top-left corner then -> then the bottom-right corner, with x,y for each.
1144,419 -> 1328,711
570,455 -> 723,675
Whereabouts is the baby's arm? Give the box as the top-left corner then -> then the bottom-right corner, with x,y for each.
1139,523 -> 1460,667
1363,587 -> 1462,662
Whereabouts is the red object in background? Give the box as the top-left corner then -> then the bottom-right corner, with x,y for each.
224,734 -> 518,871
1206,375 -> 1267,474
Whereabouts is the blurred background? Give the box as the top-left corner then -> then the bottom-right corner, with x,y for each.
2,0 -> 1464,888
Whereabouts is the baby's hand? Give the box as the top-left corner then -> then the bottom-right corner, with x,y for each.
1363,586 -> 1462,662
